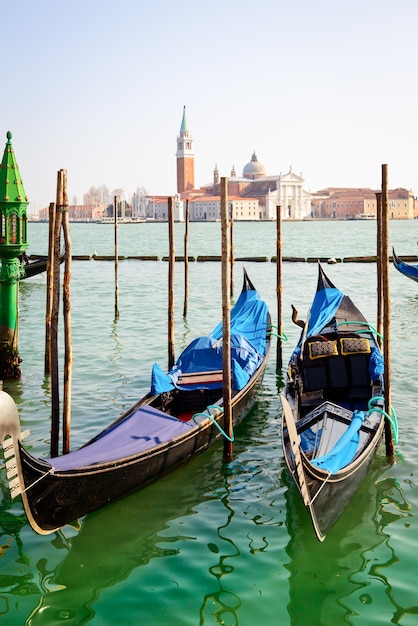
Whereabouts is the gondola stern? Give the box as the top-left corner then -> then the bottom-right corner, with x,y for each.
0,390 -> 25,484
0,391 -> 52,535
0,391 -> 27,500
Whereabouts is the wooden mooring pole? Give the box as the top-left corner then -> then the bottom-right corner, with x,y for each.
230,205 -> 234,299
168,197 -> 175,369
45,202 -> 56,376
276,205 -> 283,372
114,195 -> 119,320
61,170 -> 72,454
381,164 -> 394,456
50,172 -> 64,457
221,177 -> 233,461
48,169 -> 73,456
375,191 -> 383,348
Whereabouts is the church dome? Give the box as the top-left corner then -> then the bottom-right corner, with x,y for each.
243,151 -> 266,179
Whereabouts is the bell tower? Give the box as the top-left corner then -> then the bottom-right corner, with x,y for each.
176,106 -> 195,194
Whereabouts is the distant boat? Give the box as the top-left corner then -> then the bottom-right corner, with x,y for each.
0,269 -> 271,534
20,252 -> 65,279
392,247 -> 418,283
350,213 -> 376,220
96,217 -> 146,224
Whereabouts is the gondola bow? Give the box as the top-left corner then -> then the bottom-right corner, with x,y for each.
392,247 -> 418,283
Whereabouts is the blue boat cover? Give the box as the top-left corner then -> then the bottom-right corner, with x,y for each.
292,273 -> 384,383
47,404 -> 194,470
293,286 -> 344,358
309,410 -> 365,474
369,346 -> 384,381
306,286 -> 344,338
151,287 -> 269,394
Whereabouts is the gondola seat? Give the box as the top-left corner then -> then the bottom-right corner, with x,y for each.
301,335 -> 373,410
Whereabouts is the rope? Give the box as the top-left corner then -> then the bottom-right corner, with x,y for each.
269,324 -> 288,341
192,405 -> 234,442
19,468 -> 55,495
308,471 -> 333,505
367,396 -> 399,444
336,320 -> 384,341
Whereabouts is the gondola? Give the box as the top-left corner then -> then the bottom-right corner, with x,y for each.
20,255 -> 49,279
281,264 -> 387,541
392,247 -> 418,283
0,269 -> 271,534
20,252 -> 65,279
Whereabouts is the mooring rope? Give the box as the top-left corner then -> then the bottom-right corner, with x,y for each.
192,404 -> 234,442
269,324 -> 288,341
368,396 -> 399,444
336,320 -> 384,341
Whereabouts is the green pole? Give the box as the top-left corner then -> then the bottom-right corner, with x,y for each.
0,264 -> 19,340
0,258 -> 21,378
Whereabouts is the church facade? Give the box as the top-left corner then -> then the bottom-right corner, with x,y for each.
176,109 -> 312,221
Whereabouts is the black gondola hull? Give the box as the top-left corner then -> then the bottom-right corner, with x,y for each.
282,417 -> 384,540
281,263 -> 387,540
392,248 -> 418,283
13,346 -> 269,533
1,269 -> 270,534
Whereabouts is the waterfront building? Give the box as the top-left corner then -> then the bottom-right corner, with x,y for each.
131,187 -> 148,220
311,187 -> 416,219
388,188 -> 417,219
189,196 -> 260,221
150,195 -> 184,221
37,204 -> 106,221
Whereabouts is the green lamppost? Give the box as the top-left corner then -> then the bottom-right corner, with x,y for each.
0,131 -> 29,378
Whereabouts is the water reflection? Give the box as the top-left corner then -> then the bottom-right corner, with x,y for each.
180,317 -> 191,353
0,484 -> 32,603
198,468 -> 242,626
20,402 -> 278,625
25,464 -> 217,625
284,454 -> 418,625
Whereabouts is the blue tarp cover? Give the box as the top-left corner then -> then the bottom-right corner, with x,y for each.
151,287 -> 269,394
306,286 -> 344,339
294,287 -> 344,357
369,345 -> 384,381
309,410 -> 365,474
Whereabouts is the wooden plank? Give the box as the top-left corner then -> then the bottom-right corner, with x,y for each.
281,395 -> 310,506
177,370 -> 223,386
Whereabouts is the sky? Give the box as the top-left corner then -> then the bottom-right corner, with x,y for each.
3,0 -> 418,214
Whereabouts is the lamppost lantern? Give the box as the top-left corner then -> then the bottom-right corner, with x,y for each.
0,131 -> 29,264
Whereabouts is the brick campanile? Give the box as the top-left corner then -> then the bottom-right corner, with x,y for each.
176,106 -> 195,193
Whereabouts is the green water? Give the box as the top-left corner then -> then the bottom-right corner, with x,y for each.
1,221 -> 417,625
